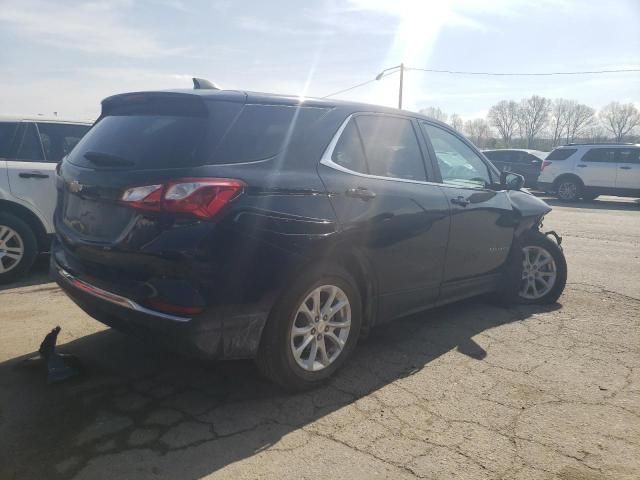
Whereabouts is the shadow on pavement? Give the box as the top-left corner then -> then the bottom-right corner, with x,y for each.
0,255 -> 52,292
0,299 -> 560,479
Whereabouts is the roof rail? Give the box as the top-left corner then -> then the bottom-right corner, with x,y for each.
560,142 -> 637,146
192,77 -> 221,90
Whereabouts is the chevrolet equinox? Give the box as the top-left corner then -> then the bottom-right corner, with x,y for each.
52,87 -> 567,390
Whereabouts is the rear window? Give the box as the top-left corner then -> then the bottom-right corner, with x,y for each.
546,148 -> 576,161
68,101 -> 328,169
483,151 -> 500,161
68,114 -> 209,169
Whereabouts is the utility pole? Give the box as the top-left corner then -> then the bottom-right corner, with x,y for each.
375,64 -> 405,110
398,63 -> 404,109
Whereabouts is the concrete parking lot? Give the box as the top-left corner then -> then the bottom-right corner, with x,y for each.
1,196 -> 639,480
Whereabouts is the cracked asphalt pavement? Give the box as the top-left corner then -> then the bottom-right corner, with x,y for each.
1,197 -> 639,480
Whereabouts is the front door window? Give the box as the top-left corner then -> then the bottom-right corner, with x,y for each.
421,122 -> 492,188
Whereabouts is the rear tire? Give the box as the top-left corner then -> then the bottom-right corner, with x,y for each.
257,265 -> 362,391
0,213 -> 38,284
555,177 -> 581,202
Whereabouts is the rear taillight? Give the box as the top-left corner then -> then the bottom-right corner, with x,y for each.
541,161 -> 552,172
121,178 -> 245,220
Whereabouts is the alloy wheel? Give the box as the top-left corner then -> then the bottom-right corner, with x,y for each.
557,181 -> 577,200
290,285 -> 351,372
0,225 -> 25,274
520,245 -> 557,300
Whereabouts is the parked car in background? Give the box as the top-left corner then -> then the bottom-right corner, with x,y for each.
538,143 -> 640,201
482,149 -> 547,188
0,117 -> 91,283
52,87 -> 567,390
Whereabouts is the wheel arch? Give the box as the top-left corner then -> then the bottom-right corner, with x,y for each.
283,247 -> 377,339
334,250 -> 376,338
553,173 -> 584,190
0,200 -> 49,252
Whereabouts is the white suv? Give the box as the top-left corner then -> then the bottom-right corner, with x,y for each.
538,143 -> 640,202
0,117 -> 91,283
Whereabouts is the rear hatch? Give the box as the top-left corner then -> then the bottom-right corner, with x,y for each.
54,91 -> 332,313
54,91 -> 247,311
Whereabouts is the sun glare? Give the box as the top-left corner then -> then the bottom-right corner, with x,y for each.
372,0 -> 453,109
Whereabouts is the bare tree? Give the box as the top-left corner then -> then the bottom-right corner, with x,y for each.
565,102 -> 595,143
488,100 -> 519,147
549,99 -> 571,147
585,124 -> 608,143
419,106 -> 448,123
464,119 -> 491,148
599,102 -> 640,142
518,95 -> 551,148
449,113 -> 464,132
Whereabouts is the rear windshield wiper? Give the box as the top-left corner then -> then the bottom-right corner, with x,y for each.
84,151 -> 135,167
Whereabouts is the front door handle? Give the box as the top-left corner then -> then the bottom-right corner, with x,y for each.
19,172 -> 50,179
451,196 -> 470,207
346,187 -> 376,200
577,164 -> 587,168
619,166 -> 632,170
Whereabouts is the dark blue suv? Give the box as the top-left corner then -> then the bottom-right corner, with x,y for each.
51,87 -> 566,390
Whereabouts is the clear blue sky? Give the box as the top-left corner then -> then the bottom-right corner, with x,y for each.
1,0 -> 638,120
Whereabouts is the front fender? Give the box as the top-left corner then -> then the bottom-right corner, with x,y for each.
507,189 -> 552,218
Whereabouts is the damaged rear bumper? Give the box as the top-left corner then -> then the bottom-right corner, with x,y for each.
51,256 -> 271,360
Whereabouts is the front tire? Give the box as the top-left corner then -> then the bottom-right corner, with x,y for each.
556,178 -> 581,202
517,233 -> 567,304
0,213 -> 38,284
257,266 -> 362,391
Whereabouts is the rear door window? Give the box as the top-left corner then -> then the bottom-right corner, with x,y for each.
331,119 -> 368,173
546,148 -> 576,161
354,115 -> 427,181
511,151 -> 528,163
0,122 -> 18,158
15,123 -> 45,161
616,149 -> 640,164
37,123 -> 91,162
582,148 -> 616,163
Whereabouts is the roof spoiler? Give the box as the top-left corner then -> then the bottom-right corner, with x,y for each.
192,77 -> 221,90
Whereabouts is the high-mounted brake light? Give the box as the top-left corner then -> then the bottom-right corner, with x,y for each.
121,178 -> 245,220
541,160 -> 552,172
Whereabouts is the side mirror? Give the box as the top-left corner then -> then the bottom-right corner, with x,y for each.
500,171 -> 525,190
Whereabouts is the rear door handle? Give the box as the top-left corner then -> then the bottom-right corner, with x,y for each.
451,196 -> 470,207
619,166 -> 632,170
345,187 -> 376,200
19,172 -> 50,179
577,164 -> 587,168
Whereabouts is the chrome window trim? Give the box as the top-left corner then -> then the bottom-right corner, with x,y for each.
319,114 -> 444,187
57,267 -> 192,323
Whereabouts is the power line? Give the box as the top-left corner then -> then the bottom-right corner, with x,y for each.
321,72 -> 396,99
321,66 -> 640,98
407,67 -> 640,76
320,78 -> 378,99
